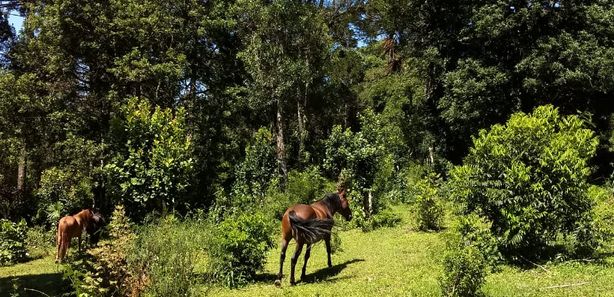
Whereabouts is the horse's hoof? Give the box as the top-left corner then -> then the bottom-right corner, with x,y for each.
274,280 -> 281,287
290,281 -> 296,286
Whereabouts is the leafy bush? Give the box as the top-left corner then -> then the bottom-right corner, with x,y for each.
415,174 -> 444,231
106,97 -> 194,220
324,125 -> 383,217
354,205 -> 401,232
440,215 -> 493,297
36,167 -> 94,226
232,127 -> 277,200
449,105 -> 599,257
64,204 -> 136,297
286,166 -> 328,204
440,244 -> 487,297
0,219 -> 27,266
454,214 -> 501,269
35,134 -> 104,227
588,185 -> 614,251
26,225 -> 54,258
129,215 -> 209,297
208,212 -> 274,288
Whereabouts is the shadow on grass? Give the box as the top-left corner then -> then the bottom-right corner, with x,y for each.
251,258 -> 365,286
301,258 -> 365,284
0,272 -> 67,297
507,245 -> 614,271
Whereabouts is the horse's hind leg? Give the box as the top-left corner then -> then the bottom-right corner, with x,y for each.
55,232 -> 62,263
290,242 -> 304,286
274,237 -> 290,287
325,236 -> 333,268
301,244 -> 312,280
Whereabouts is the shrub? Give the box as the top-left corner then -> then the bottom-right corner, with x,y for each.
129,215 -> 209,297
105,97 -> 194,220
415,174 -> 444,231
232,127 -> 276,202
591,185 -> 614,242
0,219 -> 27,266
208,212 -> 274,288
286,166 -> 328,204
354,205 -> 402,232
449,105 -> 599,257
64,204 -> 136,297
324,125 -> 383,217
440,244 -> 487,297
454,214 -> 501,269
26,225 -> 54,259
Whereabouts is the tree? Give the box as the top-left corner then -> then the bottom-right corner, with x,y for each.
235,0 -> 331,186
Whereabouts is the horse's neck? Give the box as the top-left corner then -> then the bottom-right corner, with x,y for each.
315,196 -> 337,218
75,210 -> 91,226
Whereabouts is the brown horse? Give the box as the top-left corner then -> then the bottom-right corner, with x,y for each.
56,208 -> 104,263
275,188 -> 352,286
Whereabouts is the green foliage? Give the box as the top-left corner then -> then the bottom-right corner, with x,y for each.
106,97 -> 194,219
36,167 -> 94,225
129,215 -> 209,297
590,185 -> 614,246
415,174 -> 444,231
324,125 -> 382,216
25,226 -> 54,259
440,214 -> 493,297
232,127 -> 276,201
358,206 -> 402,232
449,105 -> 599,257
64,204 -> 136,297
286,166 -> 328,204
453,214 -> 501,270
208,212 -> 274,288
235,0 -> 330,110
0,219 -> 27,266
440,244 -> 487,297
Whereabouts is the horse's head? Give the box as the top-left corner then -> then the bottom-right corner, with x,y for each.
336,188 -> 352,221
86,209 -> 106,245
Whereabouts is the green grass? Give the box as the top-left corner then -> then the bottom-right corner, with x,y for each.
0,250 -> 66,297
2,205 -> 614,296
198,205 -> 444,297
200,205 -> 614,297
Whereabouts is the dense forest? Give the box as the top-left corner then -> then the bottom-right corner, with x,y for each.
0,0 -> 613,296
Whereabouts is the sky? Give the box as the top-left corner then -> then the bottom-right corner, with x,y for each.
8,13 -> 23,34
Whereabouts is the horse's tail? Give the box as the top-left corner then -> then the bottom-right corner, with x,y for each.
288,210 -> 333,243
56,220 -> 63,261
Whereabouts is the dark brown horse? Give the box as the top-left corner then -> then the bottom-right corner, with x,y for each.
56,208 -> 105,263
274,188 -> 352,286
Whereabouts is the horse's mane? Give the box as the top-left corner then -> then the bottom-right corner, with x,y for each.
321,192 -> 340,210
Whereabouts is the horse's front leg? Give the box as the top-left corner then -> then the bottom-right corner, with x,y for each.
274,237 -> 289,287
290,241 -> 304,286
325,236 -> 333,268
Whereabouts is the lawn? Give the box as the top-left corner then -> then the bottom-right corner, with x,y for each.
2,205 -> 614,296
0,253 -> 66,297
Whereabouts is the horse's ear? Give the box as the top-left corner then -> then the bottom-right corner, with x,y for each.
338,188 -> 347,198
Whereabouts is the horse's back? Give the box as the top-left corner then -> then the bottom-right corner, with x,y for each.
58,215 -> 81,237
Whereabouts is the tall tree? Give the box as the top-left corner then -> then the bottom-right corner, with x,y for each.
235,0 -> 331,186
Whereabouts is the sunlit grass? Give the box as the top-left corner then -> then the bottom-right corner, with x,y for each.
2,205 -> 614,296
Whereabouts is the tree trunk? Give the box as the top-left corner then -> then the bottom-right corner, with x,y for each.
297,84 -> 308,167
16,143 -> 26,192
276,101 -> 288,189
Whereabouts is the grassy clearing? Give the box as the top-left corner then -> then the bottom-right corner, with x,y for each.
198,205 -> 444,297
2,205 -> 614,296
0,249 -> 66,296
201,204 -> 614,297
